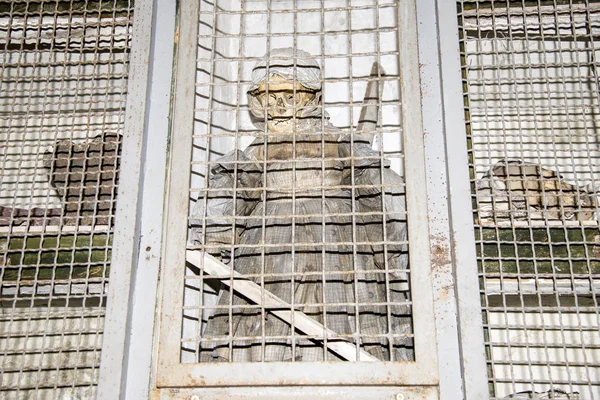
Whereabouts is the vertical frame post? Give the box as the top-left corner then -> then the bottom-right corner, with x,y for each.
434,1 -> 490,399
97,0 -> 176,399
416,0 -> 467,398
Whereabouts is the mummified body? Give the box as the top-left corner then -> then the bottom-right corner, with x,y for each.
191,49 -> 413,362
477,160 -> 598,223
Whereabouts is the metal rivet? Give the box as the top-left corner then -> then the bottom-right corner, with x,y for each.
396,394 -> 405,400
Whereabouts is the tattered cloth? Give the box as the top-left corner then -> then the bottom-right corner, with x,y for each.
190,125 -> 413,363
476,160 -> 597,223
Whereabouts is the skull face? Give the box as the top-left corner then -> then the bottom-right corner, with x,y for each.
252,75 -> 317,132
258,90 -> 315,118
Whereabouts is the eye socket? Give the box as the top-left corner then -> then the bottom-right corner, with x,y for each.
268,94 -> 277,105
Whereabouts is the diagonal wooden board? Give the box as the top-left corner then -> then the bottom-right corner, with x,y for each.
186,250 -> 379,362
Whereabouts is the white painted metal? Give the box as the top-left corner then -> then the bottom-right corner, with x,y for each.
121,0 -> 176,398
97,0 -> 157,398
396,0 -> 440,377
155,0 -> 201,375
155,0 -> 439,391
94,2 -> 600,398
158,386 -> 440,400
2,0 -> 504,398
435,1 -> 492,399
417,0 -> 476,398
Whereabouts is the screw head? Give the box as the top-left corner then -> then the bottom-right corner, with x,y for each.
396,394 -> 405,400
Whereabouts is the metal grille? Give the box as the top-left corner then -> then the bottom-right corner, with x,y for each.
458,1 -> 600,398
182,0 -> 412,365
0,1 -> 133,398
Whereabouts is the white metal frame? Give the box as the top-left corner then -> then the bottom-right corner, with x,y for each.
97,0 -> 175,399
155,0 -> 439,390
93,0 -> 494,398
425,1 -> 491,399
416,0 -> 490,398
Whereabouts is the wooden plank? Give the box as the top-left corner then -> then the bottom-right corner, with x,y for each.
186,250 -> 379,362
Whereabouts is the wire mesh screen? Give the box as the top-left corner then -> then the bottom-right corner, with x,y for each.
458,1 -> 600,398
0,1 -> 133,397
183,0 -> 413,364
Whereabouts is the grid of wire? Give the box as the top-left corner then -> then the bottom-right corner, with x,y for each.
0,1 -> 133,398
458,1 -> 600,398
182,0 -> 413,364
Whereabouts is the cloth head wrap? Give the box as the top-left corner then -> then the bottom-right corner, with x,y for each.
247,48 -> 325,123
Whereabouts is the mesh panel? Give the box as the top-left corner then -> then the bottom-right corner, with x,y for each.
182,0 -> 413,364
0,1 -> 133,397
458,1 -> 600,398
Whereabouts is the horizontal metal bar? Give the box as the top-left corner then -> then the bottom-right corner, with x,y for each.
2,360 -> 101,374
460,3 -> 600,16
482,279 -> 600,295
0,308 -> 104,319
197,4 -> 397,15
1,284 -> 107,296
190,240 -> 407,249
198,27 -> 398,39
0,225 -> 112,236
188,212 -> 407,222
183,300 -> 412,311
197,51 -> 400,62
184,332 -> 413,343
190,156 -> 406,166
488,378 -> 598,386
184,268 -> 410,281
1,345 -> 104,357
488,360 -> 600,368
485,325 -> 600,332
478,220 -> 600,228
0,382 -> 103,391
158,386 -> 439,400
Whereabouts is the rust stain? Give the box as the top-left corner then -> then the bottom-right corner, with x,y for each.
437,285 -> 450,301
149,387 -> 162,400
430,247 -> 445,267
186,373 -> 206,387
430,233 -> 451,269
